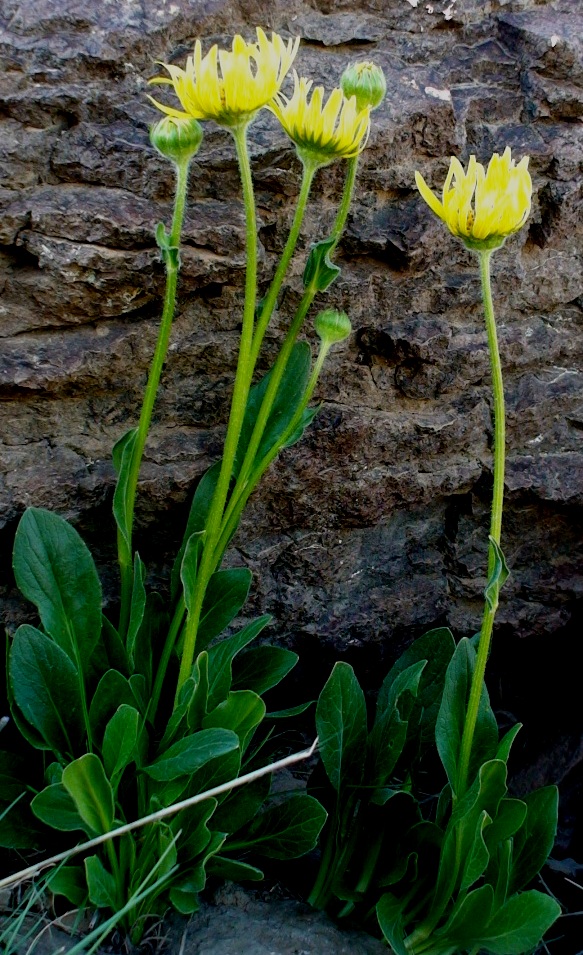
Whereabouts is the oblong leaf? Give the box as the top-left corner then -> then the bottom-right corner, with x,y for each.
31,783 -> 92,835
479,890 -> 561,954
144,728 -> 239,782
197,568 -> 252,651
62,754 -> 115,835
237,793 -> 326,859
316,661 -> 367,792
232,646 -> 298,696
13,508 -> 102,666
9,625 -> 82,756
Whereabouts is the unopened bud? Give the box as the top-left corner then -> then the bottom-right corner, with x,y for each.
314,309 -> 352,345
150,116 -> 203,165
341,61 -> 386,112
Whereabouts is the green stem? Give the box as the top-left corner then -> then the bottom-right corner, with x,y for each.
118,160 -> 190,636
147,595 -> 186,723
458,249 -> 505,797
332,155 -> 359,244
250,158 -> 318,367
213,333 -> 329,566
175,123 -> 257,700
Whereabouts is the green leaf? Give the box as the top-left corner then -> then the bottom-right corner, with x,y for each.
31,783 -> 92,835
202,690 -> 265,752
232,646 -> 298,696
316,662 -> 367,792
9,625 -> 82,756
265,701 -> 315,719
207,615 -> 272,710
435,637 -> 498,794
89,669 -> 138,740
496,723 -> 522,763
478,890 -> 561,954
234,342 -> 312,476
303,236 -> 341,292
206,856 -> 264,882
378,627 -> 456,742
484,798 -> 527,851
509,785 -> 558,894
13,507 -> 102,667
112,427 -> 138,552
100,615 -> 129,676
47,866 -> 87,907
434,884 -> 494,945
368,660 -> 426,789
126,553 -> 147,668
171,462 -> 221,602
485,537 -> 510,611
144,728 -> 239,782
184,746 -> 241,799
187,651 -> 209,731
237,793 -> 326,859
102,704 -> 140,784
212,774 -> 271,834
281,404 -> 319,449
174,797 -> 216,861
376,892 -> 409,955
197,568 -> 253,651
460,809 -> 492,890
180,531 -> 205,615
159,677 -> 196,752
62,754 -> 115,835
85,855 -> 117,910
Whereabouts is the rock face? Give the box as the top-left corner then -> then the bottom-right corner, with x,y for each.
0,0 -> 581,819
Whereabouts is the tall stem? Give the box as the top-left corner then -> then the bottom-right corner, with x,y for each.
118,160 -> 190,635
250,158 -> 318,367
213,156 -> 360,567
175,123 -> 257,699
457,249 -> 505,796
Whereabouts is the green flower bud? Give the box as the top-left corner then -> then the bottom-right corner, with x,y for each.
150,116 -> 203,165
341,61 -> 387,112
314,309 -> 352,345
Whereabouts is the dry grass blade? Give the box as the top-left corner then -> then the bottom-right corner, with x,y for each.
0,738 -> 319,892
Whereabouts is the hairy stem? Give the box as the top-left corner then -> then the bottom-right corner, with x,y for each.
118,160 -> 189,636
175,123 -> 257,700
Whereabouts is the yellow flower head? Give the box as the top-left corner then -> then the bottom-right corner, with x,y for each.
415,147 -> 532,250
268,71 -> 371,166
148,28 -> 299,128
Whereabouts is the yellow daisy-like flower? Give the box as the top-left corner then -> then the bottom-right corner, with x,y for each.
268,71 -> 371,167
148,28 -> 300,128
415,147 -> 532,250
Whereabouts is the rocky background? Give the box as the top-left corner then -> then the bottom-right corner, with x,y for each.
0,0 -> 582,854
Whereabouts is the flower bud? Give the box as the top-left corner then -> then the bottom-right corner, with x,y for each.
314,309 -> 352,345
341,61 -> 386,111
150,116 -> 203,165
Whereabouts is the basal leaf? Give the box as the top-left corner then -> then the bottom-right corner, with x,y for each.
144,728 -> 239,782
232,646 -> 298,696
237,793 -> 326,859
9,625 -> 82,757
13,507 -> 102,667
478,890 -> 561,954
197,568 -> 253,651
85,855 -> 117,910
376,892 -> 409,955
509,785 -> 558,894
202,690 -> 265,752
62,754 -> 115,835
102,704 -> 140,784
206,615 -> 272,710
316,662 -> 367,793
435,638 -> 498,795
31,783 -> 92,835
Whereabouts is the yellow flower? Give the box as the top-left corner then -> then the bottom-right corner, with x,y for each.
148,28 -> 299,128
268,71 -> 371,166
415,147 -> 532,249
